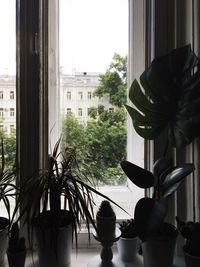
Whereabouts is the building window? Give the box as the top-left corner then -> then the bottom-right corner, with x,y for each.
66,91 -> 71,100
0,91 -> 3,99
10,91 -> 14,99
10,125 -> 15,134
66,108 -> 71,114
109,108 -> 114,113
78,108 -> 82,116
78,91 -> 83,100
10,108 -> 15,117
87,91 -> 92,100
0,108 -> 4,118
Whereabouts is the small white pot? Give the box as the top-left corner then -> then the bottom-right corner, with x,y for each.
117,236 -> 138,262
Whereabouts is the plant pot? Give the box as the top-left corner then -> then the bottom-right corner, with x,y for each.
34,210 -> 73,267
117,236 -> 138,262
96,214 -> 116,241
0,217 -> 9,267
142,223 -> 178,267
7,250 -> 26,267
183,245 -> 200,267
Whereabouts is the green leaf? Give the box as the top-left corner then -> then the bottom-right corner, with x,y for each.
121,161 -> 154,188
134,197 -> 167,240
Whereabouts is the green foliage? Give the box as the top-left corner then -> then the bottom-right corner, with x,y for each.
119,219 -> 137,238
94,53 -> 127,107
0,138 -> 17,220
121,157 -> 195,240
62,108 -> 127,186
0,131 -> 16,170
125,44 -> 200,148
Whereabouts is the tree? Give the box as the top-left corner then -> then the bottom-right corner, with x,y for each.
0,130 -> 16,170
61,53 -> 127,185
85,108 -> 127,185
94,53 -> 127,107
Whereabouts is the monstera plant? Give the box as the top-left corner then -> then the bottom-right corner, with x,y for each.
125,44 -> 200,148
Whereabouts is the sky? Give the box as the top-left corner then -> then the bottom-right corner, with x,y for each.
59,0 -> 128,74
0,0 -> 128,75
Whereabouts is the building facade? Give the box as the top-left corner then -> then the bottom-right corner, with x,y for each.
60,72 -> 113,123
0,72 -> 113,134
0,75 -> 16,134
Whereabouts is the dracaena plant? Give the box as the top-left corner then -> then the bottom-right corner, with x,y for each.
13,139 -> 123,248
125,44 -> 200,149
0,138 -> 17,222
121,158 -> 195,240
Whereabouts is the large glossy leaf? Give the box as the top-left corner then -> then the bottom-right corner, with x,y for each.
134,197 -> 167,240
161,163 -> 194,189
126,44 -> 200,148
121,160 -> 154,188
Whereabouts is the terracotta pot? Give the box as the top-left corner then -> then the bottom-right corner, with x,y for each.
117,236 -> 139,262
7,250 -> 26,267
183,245 -> 200,267
142,223 -> 178,267
0,217 -> 9,267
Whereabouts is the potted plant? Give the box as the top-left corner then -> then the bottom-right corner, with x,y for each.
117,219 -> 139,262
176,217 -> 200,267
121,157 -> 194,267
120,44 -> 200,267
0,139 -> 17,267
96,200 -> 116,241
7,222 -> 26,267
13,139 -> 123,267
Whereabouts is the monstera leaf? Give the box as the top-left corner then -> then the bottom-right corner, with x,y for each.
125,44 -> 200,148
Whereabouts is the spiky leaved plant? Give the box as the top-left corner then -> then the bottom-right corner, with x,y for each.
0,138 -> 17,222
13,139 -> 124,250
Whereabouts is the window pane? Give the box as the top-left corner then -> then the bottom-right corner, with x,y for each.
0,0 -> 16,218
59,0 -> 128,187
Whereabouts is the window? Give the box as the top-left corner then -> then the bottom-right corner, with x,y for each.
10,125 -> 15,134
78,91 -> 83,100
78,108 -> 82,116
87,91 -> 92,100
0,91 -> 3,99
66,108 -> 71,114
109,108 -> 114,113
0,108 -> 4,118
10,108 -> 15,117
66,91 -> 71,100
10,91 -> 14,99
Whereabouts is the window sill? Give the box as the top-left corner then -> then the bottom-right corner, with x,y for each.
5,249 -> 185,267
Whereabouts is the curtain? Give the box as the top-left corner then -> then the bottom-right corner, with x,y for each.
129,0 -> 200,255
